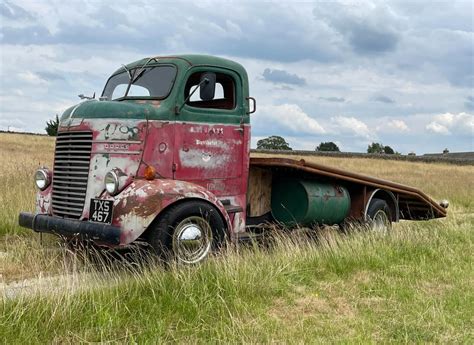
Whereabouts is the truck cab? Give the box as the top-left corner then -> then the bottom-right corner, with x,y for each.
19,54 -> 447,264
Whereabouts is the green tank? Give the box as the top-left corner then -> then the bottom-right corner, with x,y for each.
271,179 -> 351,226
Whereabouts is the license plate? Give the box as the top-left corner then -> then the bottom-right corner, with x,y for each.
89,199 -> 114,224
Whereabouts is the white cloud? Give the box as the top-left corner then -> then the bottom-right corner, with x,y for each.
376,119 -> 409,133
388,119 -> 409,132
426,121 -> 450,135
330,116 -> 372,139
256,104 -> 326,135
426,112 -> 474,135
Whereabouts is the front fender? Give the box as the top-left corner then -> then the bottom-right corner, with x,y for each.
111,178 -> 231,245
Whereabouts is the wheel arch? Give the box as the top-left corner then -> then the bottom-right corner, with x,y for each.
142,196 -> 230,240
364,189 -> 399,222
111,179 -> 231,245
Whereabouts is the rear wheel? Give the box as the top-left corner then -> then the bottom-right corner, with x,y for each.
367,198 -> 392,232
147,201 -> 226,264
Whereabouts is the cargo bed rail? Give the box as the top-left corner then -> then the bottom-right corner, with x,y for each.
250,157 -> 447,220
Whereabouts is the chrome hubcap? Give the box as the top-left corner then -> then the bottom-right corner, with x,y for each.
371,210 -> 391,232
172,216 -> 212,264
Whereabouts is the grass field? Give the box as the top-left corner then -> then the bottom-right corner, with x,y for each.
1,132 -> 473,343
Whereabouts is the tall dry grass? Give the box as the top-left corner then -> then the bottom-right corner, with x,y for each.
0,133 -> 473,342
0,133 -> 54,236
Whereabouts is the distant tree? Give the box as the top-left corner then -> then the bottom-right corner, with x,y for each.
257,135 -> 292,150
316,141 -> 340,152
383,145 -> 395,154
45,114 -> 59,136
367,142 -> 385,154
443,148 -> 449,155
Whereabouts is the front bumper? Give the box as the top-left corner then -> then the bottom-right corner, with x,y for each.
19,212 -> 121,245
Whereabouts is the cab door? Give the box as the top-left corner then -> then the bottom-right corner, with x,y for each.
173,68 -> 246,184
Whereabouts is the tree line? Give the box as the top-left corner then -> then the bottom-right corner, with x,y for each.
256,135 -> 398,154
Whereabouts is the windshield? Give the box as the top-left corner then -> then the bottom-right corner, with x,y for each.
102,65 -> 177,100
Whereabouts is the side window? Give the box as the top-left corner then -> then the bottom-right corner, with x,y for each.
185,72 -> 235,110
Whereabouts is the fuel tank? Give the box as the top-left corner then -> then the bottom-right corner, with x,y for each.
271,179 -> 350,226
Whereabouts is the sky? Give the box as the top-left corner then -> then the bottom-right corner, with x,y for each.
0,0 -> 473,154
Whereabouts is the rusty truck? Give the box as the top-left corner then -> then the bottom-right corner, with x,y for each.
19,55 -> 448,264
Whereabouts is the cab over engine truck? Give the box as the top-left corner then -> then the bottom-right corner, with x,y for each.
19,55 -> 448,264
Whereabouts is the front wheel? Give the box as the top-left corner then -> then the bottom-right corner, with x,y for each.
147,201 -> 226,264
366,198 -> 392,232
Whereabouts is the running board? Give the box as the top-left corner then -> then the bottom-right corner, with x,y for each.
234,232 -> 263,243
220,199 -> 243,214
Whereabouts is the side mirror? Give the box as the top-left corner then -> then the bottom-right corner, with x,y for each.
199,72 -> 216,101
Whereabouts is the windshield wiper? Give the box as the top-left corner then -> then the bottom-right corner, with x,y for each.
121,64 -> 132,80
131,57 -> 156,83
120,57 -> 156,99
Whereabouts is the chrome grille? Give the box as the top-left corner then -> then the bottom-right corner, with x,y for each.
51,131 -> 93,218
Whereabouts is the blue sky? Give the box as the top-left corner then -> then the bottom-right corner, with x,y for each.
0,0 -> 473,154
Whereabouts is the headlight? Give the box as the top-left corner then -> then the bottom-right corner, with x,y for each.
104,170 -> 119,195
35,168 -> 51,190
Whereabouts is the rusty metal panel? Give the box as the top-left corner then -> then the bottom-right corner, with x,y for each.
109,179 -> 232,245
346,185 -> 369,220
51,116 -> 249,238
58,119 -> 147,220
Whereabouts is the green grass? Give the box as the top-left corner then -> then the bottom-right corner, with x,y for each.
2,216 -> 473,343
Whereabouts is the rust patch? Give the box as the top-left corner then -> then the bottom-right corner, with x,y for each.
108,179 -> 232,245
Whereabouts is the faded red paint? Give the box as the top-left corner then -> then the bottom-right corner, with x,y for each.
49,117 -> 248,245
171,122 -> 250,232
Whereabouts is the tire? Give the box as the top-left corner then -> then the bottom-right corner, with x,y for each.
366,198 -> 392,232
147,200 -> 226,264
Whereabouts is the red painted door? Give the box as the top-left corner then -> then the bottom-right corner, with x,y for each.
174,122 -> 244,180
173,68 -> 245,184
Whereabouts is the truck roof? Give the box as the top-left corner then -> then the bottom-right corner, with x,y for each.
113,54 -> 247,77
